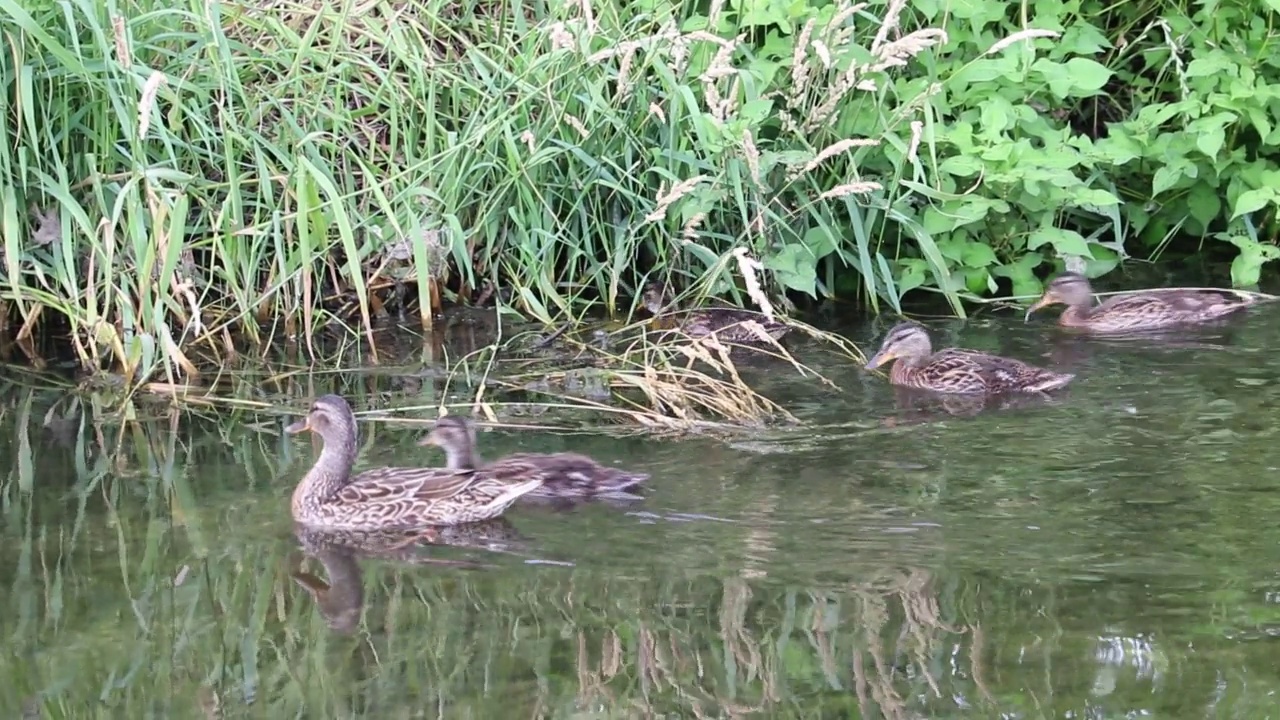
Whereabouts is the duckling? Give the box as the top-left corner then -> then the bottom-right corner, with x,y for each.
285,395 -> 544,530
1024,271 -> 1259,332
642,282 -> 789,343
418,416 -> 650,500
865,321 -> 1074,395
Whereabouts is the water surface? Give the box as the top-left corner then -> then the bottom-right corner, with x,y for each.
5,310 -> 1280,718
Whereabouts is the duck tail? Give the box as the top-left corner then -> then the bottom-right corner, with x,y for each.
592,470 -> 651,497
486,478 -> 546,513
1031,372 -> 1075,393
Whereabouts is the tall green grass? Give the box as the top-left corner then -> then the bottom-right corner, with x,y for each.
1,0 -> 946,385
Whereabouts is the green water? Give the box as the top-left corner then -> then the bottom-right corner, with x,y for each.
6,311 -> 1280,719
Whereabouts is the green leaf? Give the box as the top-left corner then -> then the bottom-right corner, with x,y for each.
1153,163 -> 1191,196
1231,188 -> 1279,220
961,242 -> 998,268
1195,127 -> 1227,158
1031,58 -> 1072,99
939,155 -> 983,177
978,97 -> 1015,134
951,58 -> 1013,85
1091,131 -> 1143,165
1187,183 -> 1222,228
895,259 -> 929,295
739,98 -> 774,124
922,198 -> 1002,234
764,244 -> 818,297
1062,58 -> 1113,95
1057,24 -> 1111,55
1186,51 -> 1237,78
1071,188 -> 1121,208
1228,238 -> 1280,286
800,226 -> 838,259
1027,227 -> 1093,257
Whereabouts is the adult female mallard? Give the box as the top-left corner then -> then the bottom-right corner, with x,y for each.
865,321 -> 1074,395
642,282 -> 789,343
285,395 -> 544,530
418,416 -> 650,500
1024,271 -> 1259,332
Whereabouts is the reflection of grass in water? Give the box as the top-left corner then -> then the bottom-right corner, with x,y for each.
6,363 -> 1280,716
0,394 -> 977,718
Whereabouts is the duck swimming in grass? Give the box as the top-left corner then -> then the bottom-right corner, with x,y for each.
285,395 -> 544,530
1024,271 -> 1260,333
865,321 -> 1074,395
642,282 -> 789,344
418,416 -> 651,500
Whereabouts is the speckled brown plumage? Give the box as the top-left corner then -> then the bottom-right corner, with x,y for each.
642,282 -> 789,344
419,416 -> 650,500
285,395 -> 543,530
1025,271 -> 1259,332
865,322 -> 1074,395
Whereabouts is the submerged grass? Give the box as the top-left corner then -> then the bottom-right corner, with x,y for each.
1,0 -> 945,389
5,386 -> 1276,716
0,384 -> 1003,717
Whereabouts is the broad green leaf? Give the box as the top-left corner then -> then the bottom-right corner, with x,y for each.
1027,227 -> 1093,257
1187,183 -> 1222,228
1071,188 -> 1121,208
1057,24 -> 1111,55
1091,130 -> 1142,165
1195,127 -> 1227,158
952,58 -> 1013,85
764,245 -> 818,297
1229,239 -> 1280,286
895,259 -> 929,295
961,242 -> 999,268
939,155 -> 983,177
1031,58 -> 1072,99
1062,58 -> 1113,95
800,226 -> 838,259
922,199 -> 998,234
1186,51 -> 1237,78
1230,188 -> 1278,219
1152,163 -> 1190,196
979,97 -> 1015,134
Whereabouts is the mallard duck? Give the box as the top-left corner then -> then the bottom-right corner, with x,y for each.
1024,271 -> 1259,332
865,321 -> 1074,394
418,416 -> 650,500
285,395 -> 545,530
642,282 -> 789,343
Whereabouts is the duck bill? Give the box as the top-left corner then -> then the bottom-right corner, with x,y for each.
864,348 -> 895,370
284,418 -> 311,435
1023,293 -> 1055,322
416,432 -> 439,447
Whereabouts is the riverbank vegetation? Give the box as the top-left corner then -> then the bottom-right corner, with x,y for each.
3,0 -> 1278,389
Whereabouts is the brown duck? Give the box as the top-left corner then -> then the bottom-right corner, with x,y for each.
865,321 -> 1074,395
642,282 -> 789,343
1024,271 -> 1259,332
418,416 -> 650,500
285,395 -> 545,530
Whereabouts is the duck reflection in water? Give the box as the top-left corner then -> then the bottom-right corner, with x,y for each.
290,521 -> 519,634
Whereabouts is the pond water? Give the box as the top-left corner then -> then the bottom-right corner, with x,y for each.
5,306 -> 1280,718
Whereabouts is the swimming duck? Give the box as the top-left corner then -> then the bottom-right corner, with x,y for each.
642,282 -> 789,343
285,395 -> 544,530
865,321 -> 1074,394
418,416 -> 650,500
1024,271 -> 1259,332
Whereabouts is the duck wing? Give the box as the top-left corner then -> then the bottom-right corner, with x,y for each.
930,349 -> 1073,394
338,466 -> 483,506
1091,289 -> 1257,329
486,453 -> 651,498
